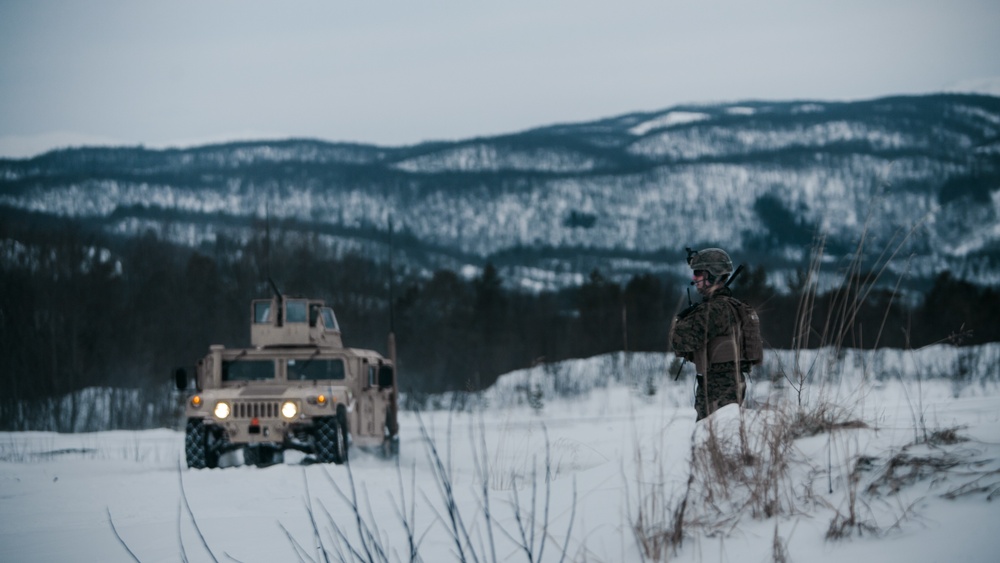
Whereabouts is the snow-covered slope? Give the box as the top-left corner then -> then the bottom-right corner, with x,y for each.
2,345 -> 999,562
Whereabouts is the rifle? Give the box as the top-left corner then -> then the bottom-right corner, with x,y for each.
672,264 -> 745,380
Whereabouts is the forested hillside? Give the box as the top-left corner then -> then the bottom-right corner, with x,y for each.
3,94 -> 1000,293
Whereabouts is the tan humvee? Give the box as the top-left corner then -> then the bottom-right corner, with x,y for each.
175,294 -> 399,468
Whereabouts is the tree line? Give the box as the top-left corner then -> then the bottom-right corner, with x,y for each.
2,219 -> 999,429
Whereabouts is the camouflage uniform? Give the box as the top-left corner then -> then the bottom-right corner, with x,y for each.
671,287 -> 748,421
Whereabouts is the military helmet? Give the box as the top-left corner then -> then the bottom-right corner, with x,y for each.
687,248 -> 733,278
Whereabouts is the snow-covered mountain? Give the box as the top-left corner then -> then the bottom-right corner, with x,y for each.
2,93 -> 999,291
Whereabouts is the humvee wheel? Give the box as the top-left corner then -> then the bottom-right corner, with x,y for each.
314,407 -> 349,464
185,418 -> 209,469
382,409 -> 399,458
204,426 -> 224,468
382,436 -> 400,459
336,405 -> 350,464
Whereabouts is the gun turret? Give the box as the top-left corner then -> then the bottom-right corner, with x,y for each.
250,294 -> 343,349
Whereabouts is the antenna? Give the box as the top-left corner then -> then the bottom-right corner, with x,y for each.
388,216 -> 396,333
264,199 -> 272,284
269,277 -> 282,300
386,216 -> 399,437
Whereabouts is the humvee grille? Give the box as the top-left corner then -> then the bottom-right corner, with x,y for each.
233,401 -> 280,419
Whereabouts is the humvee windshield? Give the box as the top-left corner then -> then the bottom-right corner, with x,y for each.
287,358 -> 346,381
254,301 -> 272,323
320,307 -> 339,331
222,359 -> 275,381
286,300 -> 308,323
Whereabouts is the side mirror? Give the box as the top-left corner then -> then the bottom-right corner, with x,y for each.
174,368 -> 188,391
378,366 -> 394,389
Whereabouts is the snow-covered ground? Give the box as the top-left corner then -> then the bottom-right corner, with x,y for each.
2,346 -> 999,562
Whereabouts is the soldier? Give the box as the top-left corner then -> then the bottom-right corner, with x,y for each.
670,248 -> 760,421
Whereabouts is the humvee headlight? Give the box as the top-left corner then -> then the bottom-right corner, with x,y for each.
213,401 -> 231,419
281,401 -> 298,419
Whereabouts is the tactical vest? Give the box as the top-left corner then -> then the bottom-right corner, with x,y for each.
693,296 -> 763,374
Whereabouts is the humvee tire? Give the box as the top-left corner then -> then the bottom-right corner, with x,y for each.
186,418 -> 225,469
185,418 -> 209,469
314,407 -> 349,464
383,410 -> 400,458
336,405 -> 350,464
382,435 -> 400,458
204,425 -> 224,468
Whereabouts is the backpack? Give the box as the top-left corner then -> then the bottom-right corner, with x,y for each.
722,297 -> 764,365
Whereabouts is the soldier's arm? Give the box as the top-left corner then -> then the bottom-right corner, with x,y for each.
670,304 -> 709,354
672,300 -> 735,352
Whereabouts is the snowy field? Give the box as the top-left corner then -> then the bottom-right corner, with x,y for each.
2,345 -> 1000,563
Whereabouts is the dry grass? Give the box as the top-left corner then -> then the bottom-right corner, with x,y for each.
628,394 -> 876,561
629,427 -> 694,562
787,402 -> 868,440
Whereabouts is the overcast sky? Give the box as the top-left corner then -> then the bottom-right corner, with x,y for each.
2,0 -> 999,158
